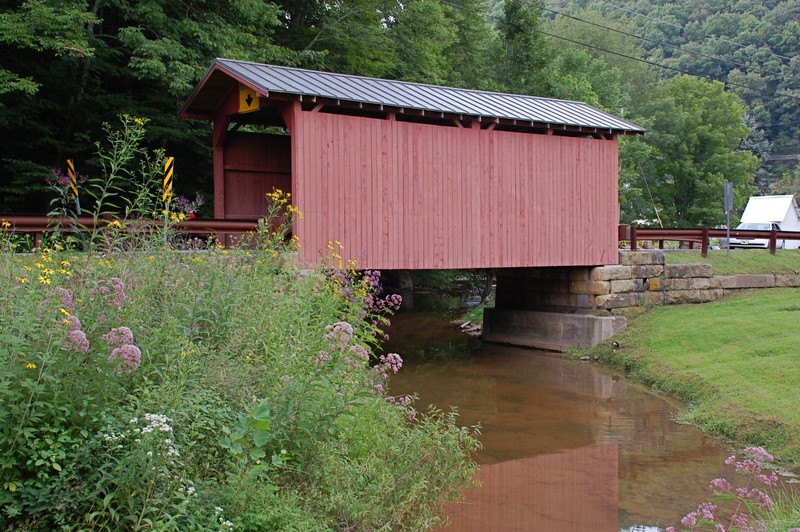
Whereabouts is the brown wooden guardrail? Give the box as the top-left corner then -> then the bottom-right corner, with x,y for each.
0,215 -> 259,248
3,216 -> 799,257
618,225 -> 800,256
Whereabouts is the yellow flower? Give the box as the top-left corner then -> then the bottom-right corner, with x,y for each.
1,220 -> 10,229
34,262 -> 44,269
23,265 -> 32,271
60,260 -> 70,267
15,276 -> 28,284
38,276 -> 51,285
107,220 -> 123,229
59,308 -> 71,316
26,363 -> 37,370
42,268 -> 54,276
58,269 -> 71,275
146,255 -> 155,261
133,117 -> 144,125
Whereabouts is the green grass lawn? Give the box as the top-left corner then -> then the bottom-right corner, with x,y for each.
593,284 -> 800,467
664,248 -> 800,275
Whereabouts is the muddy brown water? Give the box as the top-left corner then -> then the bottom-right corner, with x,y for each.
384,309 -> 739,532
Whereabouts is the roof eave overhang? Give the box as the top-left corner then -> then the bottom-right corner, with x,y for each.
179,60 -> 646,135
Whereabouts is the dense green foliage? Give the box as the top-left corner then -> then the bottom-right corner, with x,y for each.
555,0 -> 800,219
0,244 -> 480,529
557,0 -> 800,157
638,76 -> 759,226
3,0 -> 795,229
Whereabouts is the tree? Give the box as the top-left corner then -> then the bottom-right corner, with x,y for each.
639,76 -> 759,227
384,0 -> 456,85
272,0 -> 395,77
496,0 -> 554,95
0,0 -> 296,212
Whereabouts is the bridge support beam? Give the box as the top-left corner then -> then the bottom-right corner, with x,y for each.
483,308 -> 626,351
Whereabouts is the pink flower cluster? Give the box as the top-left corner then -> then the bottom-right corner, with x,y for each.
324,321 -> 354,350
55,287 -> 75,311
370,352 -> 405,394
64,329 -> 89,353
108,344 -> 141,373
102,326 -> 140,372
65,315 -> 82,331
90,277 -> 127,310
387,394 -> 412,406
379,353 -> 403,374
102,326 -> 134,347
58,292 -> 89,354
667,447 -> 782,532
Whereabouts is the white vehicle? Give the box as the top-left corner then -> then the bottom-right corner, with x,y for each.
724,195 -> 800,250
725,222 -> 783,249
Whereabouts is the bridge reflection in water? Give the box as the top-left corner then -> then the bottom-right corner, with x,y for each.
443,444 -> 619,531
385,309 -> 733,531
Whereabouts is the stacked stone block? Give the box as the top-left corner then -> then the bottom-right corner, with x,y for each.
494,250 -> 800,317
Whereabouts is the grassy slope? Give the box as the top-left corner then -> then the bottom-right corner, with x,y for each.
591,250 -> 800,466
664,248 -> 800,275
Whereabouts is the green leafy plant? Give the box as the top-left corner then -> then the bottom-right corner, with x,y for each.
0,224 -> 479,529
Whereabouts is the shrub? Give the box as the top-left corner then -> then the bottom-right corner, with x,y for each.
0,227 -> 478,530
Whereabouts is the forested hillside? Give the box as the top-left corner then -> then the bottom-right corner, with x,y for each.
1,0 -> 797,227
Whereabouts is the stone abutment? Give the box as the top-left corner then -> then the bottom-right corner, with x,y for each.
483,250 -> 800,351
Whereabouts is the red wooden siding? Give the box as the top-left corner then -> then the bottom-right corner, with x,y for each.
222,132 -> 291,218
289,107 -> 619,270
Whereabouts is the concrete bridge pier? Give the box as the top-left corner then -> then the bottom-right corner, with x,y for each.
483,265 -> 628,351
482,251 -> 668,351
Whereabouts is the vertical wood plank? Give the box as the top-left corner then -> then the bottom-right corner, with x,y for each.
290,111 -> 620,270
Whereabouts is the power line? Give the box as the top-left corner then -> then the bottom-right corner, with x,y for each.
536,1 -> 798,83
593,0 -> 797,66
535,27 -> 800,101
437,0 -> 800,102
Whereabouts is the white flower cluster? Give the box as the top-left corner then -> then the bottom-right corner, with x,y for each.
102,431 -> 125,443
177,479 -> 196,496
114,414 -> 181,461
140,413 -> 173,434
214,506 -> 233,528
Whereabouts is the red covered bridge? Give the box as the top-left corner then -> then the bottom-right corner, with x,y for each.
180,59 -> 644,270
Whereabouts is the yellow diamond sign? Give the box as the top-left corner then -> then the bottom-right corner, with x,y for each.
238,83 -> 259,114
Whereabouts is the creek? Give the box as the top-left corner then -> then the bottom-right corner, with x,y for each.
384,307 -> 738,532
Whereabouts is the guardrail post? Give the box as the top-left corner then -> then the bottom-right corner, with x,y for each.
769,227 -> 777,254
701,228 -> 709,257
630,226 -> 637,251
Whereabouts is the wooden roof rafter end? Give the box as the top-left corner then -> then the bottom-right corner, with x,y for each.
292,94 -> 621,138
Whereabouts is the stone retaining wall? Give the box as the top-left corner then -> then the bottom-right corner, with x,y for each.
495,250 -> 800,318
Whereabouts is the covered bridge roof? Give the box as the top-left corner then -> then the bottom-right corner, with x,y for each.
180,58 -> 645,135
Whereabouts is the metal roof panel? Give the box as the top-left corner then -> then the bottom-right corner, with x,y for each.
204,59 -> 645,133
